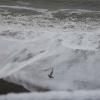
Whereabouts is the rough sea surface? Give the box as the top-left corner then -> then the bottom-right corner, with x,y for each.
0,0 -> 100,100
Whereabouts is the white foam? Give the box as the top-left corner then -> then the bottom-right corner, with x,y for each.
0,6 -> 100,91
1,90 -> 100,100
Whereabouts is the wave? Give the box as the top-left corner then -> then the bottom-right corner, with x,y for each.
0,5 -> 100,92
1,90 -> 100,100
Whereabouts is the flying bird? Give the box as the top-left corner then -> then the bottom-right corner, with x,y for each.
48,68 -> 54,79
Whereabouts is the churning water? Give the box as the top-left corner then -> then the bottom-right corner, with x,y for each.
0,0 -> 100,100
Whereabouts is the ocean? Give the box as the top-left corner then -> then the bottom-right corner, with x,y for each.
0,0 -> 100,100
0,0 -> 100,10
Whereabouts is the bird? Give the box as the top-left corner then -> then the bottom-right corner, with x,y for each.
48,68 -> 54,79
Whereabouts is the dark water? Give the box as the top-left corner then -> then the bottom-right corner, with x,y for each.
0,79 -> 29,94
0,0 -> 100,10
